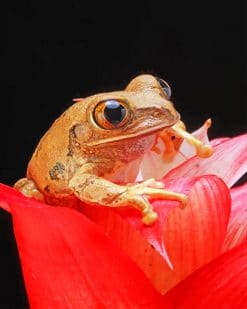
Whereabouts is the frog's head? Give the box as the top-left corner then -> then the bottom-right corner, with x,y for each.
72,74 -> 180,148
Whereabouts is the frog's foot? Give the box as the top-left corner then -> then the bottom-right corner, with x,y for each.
14,178 -> 44,201
152,119 -> 213,161
70,171 -> 188,226
171,120 -> 213,158
117,180 -> 188,225
132,178 -> 164,189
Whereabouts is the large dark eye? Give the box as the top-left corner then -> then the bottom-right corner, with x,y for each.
104,100 -> 126,124
93,99 -> 130,129
156,77 -> 172,99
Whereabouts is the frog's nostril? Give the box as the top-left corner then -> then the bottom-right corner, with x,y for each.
153,110 -> 161,117
160,106 -> 180,123
152,107 -> 176,120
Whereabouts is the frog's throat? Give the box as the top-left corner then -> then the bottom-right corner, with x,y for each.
85,122 -> 176,147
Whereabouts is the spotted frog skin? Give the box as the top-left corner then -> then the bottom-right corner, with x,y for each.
15,75 -> 212,225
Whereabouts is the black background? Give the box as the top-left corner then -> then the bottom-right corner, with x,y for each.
1,1 -> 246,307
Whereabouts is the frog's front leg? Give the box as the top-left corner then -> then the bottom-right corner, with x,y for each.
69,168 -> 188,225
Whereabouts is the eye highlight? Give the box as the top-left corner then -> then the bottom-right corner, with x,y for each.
156,77 -> 172,99
93,99 -> 130,129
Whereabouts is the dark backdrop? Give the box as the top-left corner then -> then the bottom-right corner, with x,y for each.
1,1 -> 246,307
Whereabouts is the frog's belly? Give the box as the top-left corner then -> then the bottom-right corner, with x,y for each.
99,134 -> 155,184
103,157 -> 143,184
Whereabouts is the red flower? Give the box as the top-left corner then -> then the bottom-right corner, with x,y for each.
0,132 -> 247,308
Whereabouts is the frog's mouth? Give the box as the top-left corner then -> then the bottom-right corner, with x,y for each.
85,120 -> 178,147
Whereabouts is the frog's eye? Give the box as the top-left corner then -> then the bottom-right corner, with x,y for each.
156,77 -> 172,99
93,99 -> 130,129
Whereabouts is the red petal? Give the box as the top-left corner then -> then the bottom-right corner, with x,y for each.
0,184 -> 171,308
83,202 -> 177,294
223,182 -> 247,252
83,175 -> 231,293
0,183 -> 27,212
161,175 -> 231,291
166,242 -> 247,308
83,177 -> 194,261
164,133 -> 247,187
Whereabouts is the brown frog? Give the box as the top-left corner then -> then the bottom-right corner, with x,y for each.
14,75 -> 212,225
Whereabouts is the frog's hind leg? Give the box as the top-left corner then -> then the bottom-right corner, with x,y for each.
14,178 -> 44,201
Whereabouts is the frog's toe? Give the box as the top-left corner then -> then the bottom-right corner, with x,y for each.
142,209 -> 158,225
14,178 -> 44,201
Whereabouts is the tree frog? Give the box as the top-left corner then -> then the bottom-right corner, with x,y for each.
15,75 -> 212,225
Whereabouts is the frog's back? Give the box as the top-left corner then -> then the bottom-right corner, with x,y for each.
27,103 -> 86,205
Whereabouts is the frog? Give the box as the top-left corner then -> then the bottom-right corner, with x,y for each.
14,74 -> 213,225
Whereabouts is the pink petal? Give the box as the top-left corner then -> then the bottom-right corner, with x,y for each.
0,183 -> 171,308
165,242 -> 247,308
83,175 -> 231,293
210,137 -> 230,147
138,139 -> 187,181
164,133 -> 247,187
191,119 -> 211,143
223,182 -> 247,252
139,121 -> 212,181
178,118 -> 211,158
